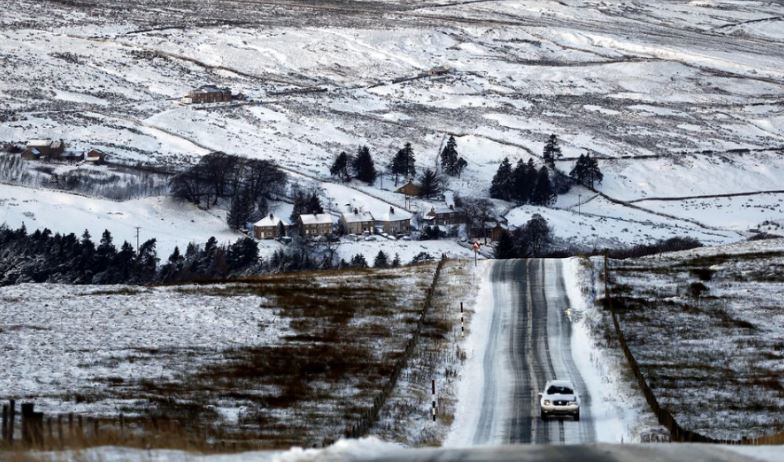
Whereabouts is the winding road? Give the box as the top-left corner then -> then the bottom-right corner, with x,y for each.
471,259 -> 595,445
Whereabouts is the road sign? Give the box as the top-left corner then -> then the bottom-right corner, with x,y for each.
472,241 -> 481,251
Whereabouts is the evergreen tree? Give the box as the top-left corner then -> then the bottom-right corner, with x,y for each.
374,250 -> 389,268
391,253 -> 401,267
330,151 -> 352,182
307,190 -> 324,215
227,188 -> 254,230
494,230 -> 516,259
226,237 -> 259,270
79,229 -> 95,271
390,143 -> 416,186
440,135 -> 458,174
95,229 -> 117,272
135,239 -> 158,280
113,241 -> 135,280
542,134 -> 562,167
352,146 -> 377,185
290,188 -> 324,222
417,168 -> 443,199
570,154 -> 603,188
511,158 -> 537,204
490,157 -> 513,200
530,166 -> 556,206
351,254 -> 368,268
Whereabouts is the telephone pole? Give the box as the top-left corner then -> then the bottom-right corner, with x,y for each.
135,227 -> 141,255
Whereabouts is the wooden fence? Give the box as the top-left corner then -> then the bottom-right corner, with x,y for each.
603,255 -> 784,445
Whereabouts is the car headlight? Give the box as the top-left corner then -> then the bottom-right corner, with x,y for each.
543,400 -> 551,406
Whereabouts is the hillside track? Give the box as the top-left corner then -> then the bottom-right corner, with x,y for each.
470,259 -> 595,445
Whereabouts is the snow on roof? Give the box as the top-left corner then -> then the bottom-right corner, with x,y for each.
341,210 -> 374,223
254,213 -> 289,228
194,85 -> 230,93
378,207 -> 412,222
27,139 -> 53,147
299,214 -> 333,225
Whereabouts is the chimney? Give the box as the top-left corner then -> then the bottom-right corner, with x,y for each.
354,208 -> 359,215
390,206 -> 395,215
269,213 -> 274,220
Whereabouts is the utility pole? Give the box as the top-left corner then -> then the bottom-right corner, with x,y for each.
578,194 -> 582,217
135,226 -> 141,255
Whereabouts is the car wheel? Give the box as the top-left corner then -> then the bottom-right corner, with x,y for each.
574,411 -> 580,421
540,410 -> 547,420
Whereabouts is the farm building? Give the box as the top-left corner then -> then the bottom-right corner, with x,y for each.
181,85 -> 233,104
340,208 -> 375,235
22,139 -> 65,160
423,205 -> 463,226
84,149 -> 106,163
298,214 -> 333,237
395,180 -> 421,197
253,214 -> 289,240
376,206 -> 411,235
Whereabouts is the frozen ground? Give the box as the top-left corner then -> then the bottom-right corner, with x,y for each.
0,265 -> 437,448
605,238 -> 784,440
2,0 -> 784,251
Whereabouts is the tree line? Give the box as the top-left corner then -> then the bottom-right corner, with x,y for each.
329,135 -> 467,199
489,134 -> 604,205
169,152 -> 287,229
494,214 -> 554,259
0,223 -> 443,285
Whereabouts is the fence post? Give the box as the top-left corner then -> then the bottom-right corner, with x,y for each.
1,404 -> 7,443
57,415 -> 63,447
21,403 -> 33,446
8,400 -> 15,445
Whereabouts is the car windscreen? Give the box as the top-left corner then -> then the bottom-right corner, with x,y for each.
546,385 -> 574,395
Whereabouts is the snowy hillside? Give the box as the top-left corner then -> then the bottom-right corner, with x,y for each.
2,0 -> 784,251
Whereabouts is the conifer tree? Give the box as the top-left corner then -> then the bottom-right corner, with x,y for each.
391,253 -> 401,267
530,166 -> 556,206
352,146 -> 377,184
542,134 -> 562,167
351,254 -> 368,268
95,229 -> 117,272
511,158 -> 537,204
227,188 -> 254,230
440,135 -> 458,174
570,154 -> 603,188
495,230 -> 516,259
418,168 -> 443,198
374,250 -> 389,268
390,143 -> 416,186
330,151 -> 352,182
490,157 -> 513,200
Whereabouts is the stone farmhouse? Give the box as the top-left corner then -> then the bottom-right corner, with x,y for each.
253,213 -> 289,240
340,208 -> 375,235
376,206 -> 412,235
181,85 -> 233,104
21,139 -> 65,160
298,214 -> 333,237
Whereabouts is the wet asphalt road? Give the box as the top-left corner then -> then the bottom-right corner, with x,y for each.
472,259 -> 595,445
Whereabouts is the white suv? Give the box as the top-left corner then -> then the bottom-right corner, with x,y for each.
539,380 -> 580,420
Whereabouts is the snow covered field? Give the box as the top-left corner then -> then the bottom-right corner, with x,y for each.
605,238 -> 784,440
2,0 -> 784,252
0,265 -> 438,448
